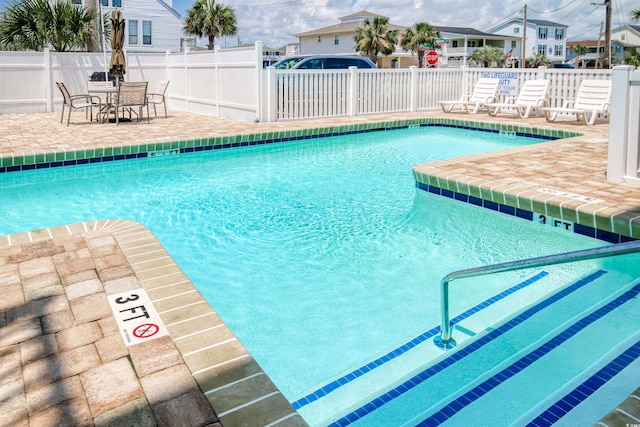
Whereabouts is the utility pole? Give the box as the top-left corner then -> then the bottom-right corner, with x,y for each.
521,4 -> 527,68
595,21 -> 603,68
604,0 -> 612,68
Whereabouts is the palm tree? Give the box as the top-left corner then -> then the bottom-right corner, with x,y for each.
0,0 -> 97,51
572,45 -> 588,68
632,8 -> 640,20
469,46 -> 506,67
353,17 -> 398,66
400,22 -> 440,68
526,52 -> 551,68
623,49 -> 640,67
183,0 -> 237,50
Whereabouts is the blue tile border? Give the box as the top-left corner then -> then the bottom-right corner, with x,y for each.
328,270 -> 607,426
415,182 -> 632,245
0,121 -> 567,174
292,271 -> 549,410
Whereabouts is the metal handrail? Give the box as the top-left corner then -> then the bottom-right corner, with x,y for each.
434,239 -> 640,350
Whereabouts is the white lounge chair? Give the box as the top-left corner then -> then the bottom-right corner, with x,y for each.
486,79 -> 549,118
439,78 -> 500,114
542,79 -> 611,125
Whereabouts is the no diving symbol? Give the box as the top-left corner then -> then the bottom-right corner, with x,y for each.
133,323 -> 159,339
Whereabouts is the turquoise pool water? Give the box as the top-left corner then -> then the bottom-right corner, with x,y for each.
0,127 -> 608,419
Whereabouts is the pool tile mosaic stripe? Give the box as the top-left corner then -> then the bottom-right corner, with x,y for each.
328,270 -> 607,426
291,272 -> 549,410
416,182 -> 636,245
527,339 -> 640,427
416,284 -> 640,426
0,119 -> 574,174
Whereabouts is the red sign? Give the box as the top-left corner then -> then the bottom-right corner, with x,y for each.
426,50 -> 439,66
133,323 -> 160,338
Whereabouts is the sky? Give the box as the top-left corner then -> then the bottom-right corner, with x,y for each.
169,0 -> 640,48
0,0 -> 638,48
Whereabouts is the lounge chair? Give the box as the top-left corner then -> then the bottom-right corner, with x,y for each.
439,78 -> 500,114
486,79 -> 549,118
99,82 -> 150,126
147,80 -> 170,118
542,79 -> 611,125
56,82 -> 104,126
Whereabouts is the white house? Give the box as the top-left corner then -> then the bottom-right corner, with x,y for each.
435,26 -> 518,67
488,18 -> 568,66
610,24 -> 640,46
73,0 -> 184,52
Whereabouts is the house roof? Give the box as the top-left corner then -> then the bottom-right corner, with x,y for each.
297,21 -> 406,37
489,18 -> 567,31
436,26 -> 516,39
339,11 -> 388,21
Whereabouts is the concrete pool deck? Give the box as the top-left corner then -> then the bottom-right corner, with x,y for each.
1,109 -> 639,426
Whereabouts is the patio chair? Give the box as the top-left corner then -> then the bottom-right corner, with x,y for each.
100,82 -> 150,126
439,78 -> 500,114
87,80 -> 116,105
147,80 -> 170,118
56,82 -> 103,126
542,80 -> 611,125
486,79 -> 549,118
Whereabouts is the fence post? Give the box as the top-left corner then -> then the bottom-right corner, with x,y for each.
348,66 -> 358,116
264,67 -> 276,122
409,66 -> 417,112
255,41 -> 263,122
536,65 -> 547,80
215,45 -> 221,116
44,48 -> 52,112
607,66 -> 633,182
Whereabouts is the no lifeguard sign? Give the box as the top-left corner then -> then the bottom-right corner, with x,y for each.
426,50 -> 439,66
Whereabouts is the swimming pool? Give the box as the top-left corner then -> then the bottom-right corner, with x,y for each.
0,126 -> 631,424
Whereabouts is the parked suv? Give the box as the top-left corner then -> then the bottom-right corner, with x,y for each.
271,55 -> 377,70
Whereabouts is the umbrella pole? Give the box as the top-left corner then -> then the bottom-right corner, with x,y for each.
99,2 -> 108,78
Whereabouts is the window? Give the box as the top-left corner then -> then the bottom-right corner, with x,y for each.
554,45 -> 563,56
143,20 -> 152,45
101,0 -> 108,6
334,34 -> 339,45
129,20 -> 138,45
452,40 -> 458,48
71,0 -> 82,4
538,27 -> 548,39
113,0 -> 121,6
555,28 -> 564,40
538,44 -> 546,55
513,27 -> 520,34
511,40 -> 516,49
317,35 -> 321,43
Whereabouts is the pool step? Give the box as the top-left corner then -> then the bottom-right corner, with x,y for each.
326,270 -> 640,426
293,270 -> 573,425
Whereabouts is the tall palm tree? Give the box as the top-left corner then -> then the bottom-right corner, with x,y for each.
469,46 -> 506,67
400,22 -> 440,68
353,17 -> 398,66
0,0 -> 97,51
572,45 -> 588,68
632,8 -> 640,20
183,0 -> 237,50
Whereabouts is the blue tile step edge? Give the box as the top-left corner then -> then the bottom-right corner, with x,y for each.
416,181 -> 637,245
291,271 -> 549,412
0,119 -> 576,173
332,274 -> 640,427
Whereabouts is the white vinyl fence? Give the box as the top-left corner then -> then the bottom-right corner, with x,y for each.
264,66 -> 612,121
608,66 -> 640,185
1,45 -> 639,186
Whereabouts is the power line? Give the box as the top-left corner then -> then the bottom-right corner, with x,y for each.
527,0 -> 581,14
